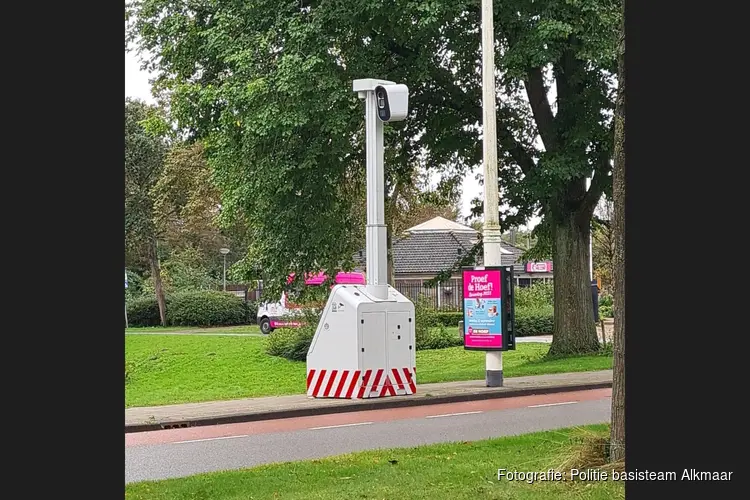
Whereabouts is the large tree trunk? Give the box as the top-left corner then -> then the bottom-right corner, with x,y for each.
148,237 -> 167,326
610,3 -> 626,463
548,215 -> 600,356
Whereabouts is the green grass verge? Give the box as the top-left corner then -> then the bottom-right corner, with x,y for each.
125,425 -> 623,500
417,342 -> 611,383
126,335 -> 612,408
126,325 -> 261,334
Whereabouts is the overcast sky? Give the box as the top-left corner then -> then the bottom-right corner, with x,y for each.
125,50 -> 538,229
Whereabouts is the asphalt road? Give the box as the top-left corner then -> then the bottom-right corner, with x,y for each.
126,388 -> 611,484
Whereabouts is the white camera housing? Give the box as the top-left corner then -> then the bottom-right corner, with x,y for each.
374,84 -> 408,122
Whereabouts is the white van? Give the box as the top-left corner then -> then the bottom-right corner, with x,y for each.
257,272 -> 366,334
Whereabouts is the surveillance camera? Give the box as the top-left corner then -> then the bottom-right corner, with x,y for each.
374,84 -> 408,122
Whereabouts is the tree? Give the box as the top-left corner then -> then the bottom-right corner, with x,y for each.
609,0 -> 625,463
127,0 -> 620,324
480,1 -> 619,356
127,0 -> 474,298
125,98 -> 168,325
152,142 -> 223,254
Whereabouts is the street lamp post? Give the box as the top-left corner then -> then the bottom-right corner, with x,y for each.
219,248 -> 230,291
481,0 -> 504,387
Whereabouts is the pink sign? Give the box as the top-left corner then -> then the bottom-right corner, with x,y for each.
525,261 -> 553,273
462,269 -> 503,349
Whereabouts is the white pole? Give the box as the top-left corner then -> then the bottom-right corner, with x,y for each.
364,88 -> 389,300
481,0 -> 503,387
223,254 -> 227,291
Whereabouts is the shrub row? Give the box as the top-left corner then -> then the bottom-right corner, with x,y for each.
262,298 -> 559,362
434,311 -> 463,327
126,291 -> 250,327
432,305 -> 556,337
514,306 -> 554,336
265,309 -> 320,361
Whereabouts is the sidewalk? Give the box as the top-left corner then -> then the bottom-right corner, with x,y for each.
125,369 -> 612,433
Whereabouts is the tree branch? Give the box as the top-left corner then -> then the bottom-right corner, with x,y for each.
523,67 -> 557,152
577,168 -> 608,225
497,123 -> 536,175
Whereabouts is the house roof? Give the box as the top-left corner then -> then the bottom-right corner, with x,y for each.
354,216 -> 526,275
406,216 -> 477,233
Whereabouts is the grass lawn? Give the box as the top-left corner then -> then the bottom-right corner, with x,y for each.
126,335 -> 612,408
126,325 -> 261,334
125,425 -> 623,500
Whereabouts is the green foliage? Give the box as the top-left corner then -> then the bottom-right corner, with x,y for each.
166,291 -> 248,327
414,295 -> 438,344
434,311 -> 463,327
125,270 -> 145,302
265,309 -> 321,361
515,306 -> 555,336
126,295 -> 166,327
418,325 -> 464,350
414,297 -> 463,350
245,300 -> 258,325
599,305 -> 614,318
125,98 -> 167,256
128,0 -> 620,342
160,246 -> 221,293
599,294 -> 613,307
515,282 -> 555,309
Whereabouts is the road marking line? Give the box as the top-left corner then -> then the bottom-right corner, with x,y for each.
528,401 -> 578,408
425,411 -> 483,419
174,434 -> 250,444
309,422 -> 374,430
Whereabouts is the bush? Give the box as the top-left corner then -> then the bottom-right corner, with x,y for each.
265,309 -> 320,361
514,306 -> 554,336
166,290 -> 248,327
265,327 -> 297,357
414,295 -> 438,347
599,294 -> 613,307
126,295 -> 165,327
246,300 -> 258,324
515,282 -> 554,309
434,311 -> 463,327
599,305 -> 614,318
417,325 -> 464,350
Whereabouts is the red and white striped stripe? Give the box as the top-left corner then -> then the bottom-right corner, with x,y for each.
307,366 -> 417,399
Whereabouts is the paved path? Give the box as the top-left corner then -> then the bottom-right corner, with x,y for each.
126,370 -> 612,431
125,387 -> 611,483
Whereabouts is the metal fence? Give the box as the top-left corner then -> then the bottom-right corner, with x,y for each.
231,281 -> 465,311
395,278 -> 463,311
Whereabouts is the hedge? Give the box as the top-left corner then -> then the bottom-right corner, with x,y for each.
416,324 -> 464,350
434,311 -> 463,327
430,307 -> 555,336
167,290 -> 248,326
126,291 -> 249,327
514,306 -> 554,336
265,309 -> 320,361
126,296 -> 167,327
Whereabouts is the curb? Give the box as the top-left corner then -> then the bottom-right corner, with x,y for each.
125,380 -> 612,433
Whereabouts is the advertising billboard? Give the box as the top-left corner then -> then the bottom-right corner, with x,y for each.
525,261 -> 553,273
462,267 -> 514,351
